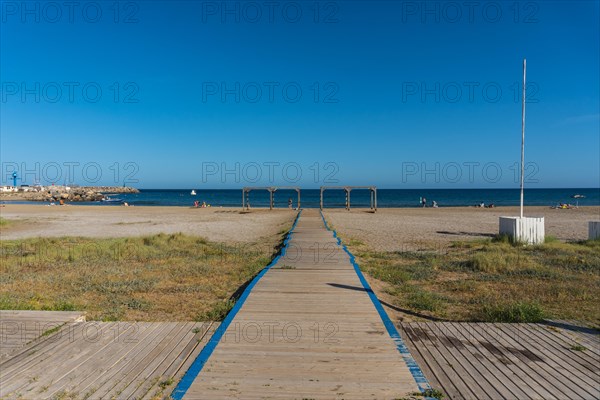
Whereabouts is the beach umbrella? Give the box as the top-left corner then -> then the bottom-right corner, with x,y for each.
571,194 -> 585,207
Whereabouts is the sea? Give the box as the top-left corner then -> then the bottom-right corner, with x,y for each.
41,188 -> 600,208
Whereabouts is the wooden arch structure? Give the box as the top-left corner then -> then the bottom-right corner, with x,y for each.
242,186 -> 301,210
320,186 -> 377,211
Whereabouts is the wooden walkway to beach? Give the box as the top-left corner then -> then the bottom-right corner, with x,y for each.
0,312 -> 219,400
179,209 -> 423,399
400,321 -> 600,400
0,310 -> 86,359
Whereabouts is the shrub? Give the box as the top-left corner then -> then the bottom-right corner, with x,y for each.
481,301 -> 544,323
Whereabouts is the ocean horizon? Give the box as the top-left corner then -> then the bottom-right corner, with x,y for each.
7,188 -> 598,208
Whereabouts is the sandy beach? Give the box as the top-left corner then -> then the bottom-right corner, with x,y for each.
323,206 -> 600,251
0,205 -> 296,242
2,205 -> 597,247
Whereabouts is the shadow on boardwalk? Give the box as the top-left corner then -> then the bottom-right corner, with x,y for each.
400,320 -> 600,400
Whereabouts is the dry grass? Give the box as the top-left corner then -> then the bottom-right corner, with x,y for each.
0,229 -> 291,321
343,235 -> 600,326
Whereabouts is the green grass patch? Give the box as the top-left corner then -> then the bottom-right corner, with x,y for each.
408,388 -> 445,399
343,235 -> 600,324
41,324 -> 64,337
544,235 -> 558,243
570,344 -> 587,351
0,229 -> 289,321
406,288 -> 445,313
196,299 -> 235,321
465,244 -> 538,273
480,301 -> 545,323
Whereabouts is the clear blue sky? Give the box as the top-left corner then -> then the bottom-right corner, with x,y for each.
1,0 -> 598,189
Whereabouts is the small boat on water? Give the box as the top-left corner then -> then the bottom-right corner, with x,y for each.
191,190 -> 197,195
102,196 -> 123,203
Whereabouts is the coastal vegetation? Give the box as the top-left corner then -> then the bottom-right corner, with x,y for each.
345,235 -> 600,326
0,230 -> 289,321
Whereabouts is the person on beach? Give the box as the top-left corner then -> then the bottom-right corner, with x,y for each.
194,200 -> 199,208
432,200 -> 438,208
288,198 -> 293,209
421,197 -> 427,208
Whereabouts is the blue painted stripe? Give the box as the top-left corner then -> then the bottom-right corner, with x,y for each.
319,211 -> 436,400
171,210 -> 303,400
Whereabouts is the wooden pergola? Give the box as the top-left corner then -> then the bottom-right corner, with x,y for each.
242,186 -> 301,210
320,186 -> 377,211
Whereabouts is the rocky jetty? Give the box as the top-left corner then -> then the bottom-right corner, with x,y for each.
91,186 -> 139,194
0,186 -> 139,202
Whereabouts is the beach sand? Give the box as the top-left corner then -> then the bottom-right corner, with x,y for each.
0,205 -> 296,242
2,204 -> 598,247
323,206 -> 600,251
323,206 -> 600,324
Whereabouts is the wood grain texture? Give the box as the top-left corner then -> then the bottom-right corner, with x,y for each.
400,321 -> 600,400
183,210 -> 421,399
0,317 -> 218,400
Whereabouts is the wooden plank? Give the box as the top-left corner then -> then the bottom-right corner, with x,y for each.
494,323 -> 595,398
415,322 -> 506,399
0,310 -> 85,359
46,322 -> 161,399
182,210 -> 422,399
527,323 -> 600,372
119,322 -> 195,399
142,322 -> 219,400
0,322 -> 115,393
400,323 -> 473,399
484,322 -> 580,399
465,323 -> 560,400
14,322 -> 138,397
87,322 -> 177,399
445,322 -> 530,399
400,322 -> 600,400
0,320 -> 220,400
521,324 -> 599,382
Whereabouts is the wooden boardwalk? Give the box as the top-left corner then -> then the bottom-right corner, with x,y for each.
178,209 -> 425,399
0,310 -> 86,359
0,316 -> 219,400
400,321 -> 600,400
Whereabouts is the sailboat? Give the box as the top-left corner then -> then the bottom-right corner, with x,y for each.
191,190 -> 197,196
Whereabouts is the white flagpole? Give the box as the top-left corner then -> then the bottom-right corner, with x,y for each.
520,59 -> 526,219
